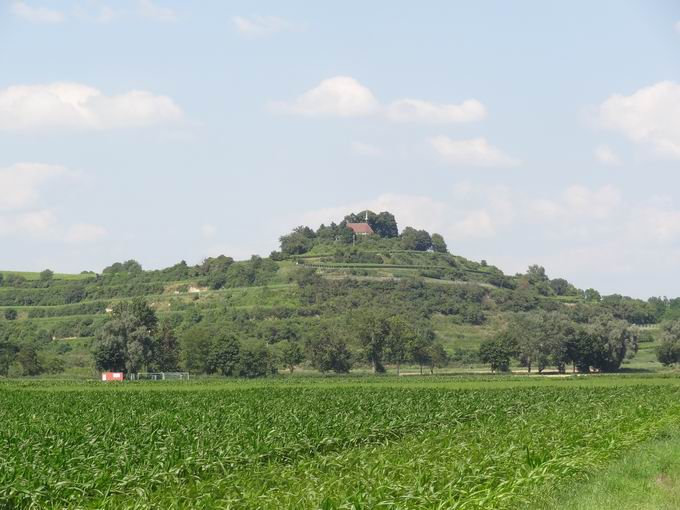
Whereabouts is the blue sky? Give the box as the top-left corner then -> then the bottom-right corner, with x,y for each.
1,0 -> 679,298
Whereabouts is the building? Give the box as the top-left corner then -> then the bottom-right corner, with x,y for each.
346,222 -> 374,235
346,210 -> 374,235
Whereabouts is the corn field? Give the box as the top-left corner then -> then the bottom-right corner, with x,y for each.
1,380 -> 679,508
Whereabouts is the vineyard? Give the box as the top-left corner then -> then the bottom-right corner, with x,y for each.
2,377 -> 680,509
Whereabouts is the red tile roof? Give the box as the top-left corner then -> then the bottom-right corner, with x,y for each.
346,223 -> 374,234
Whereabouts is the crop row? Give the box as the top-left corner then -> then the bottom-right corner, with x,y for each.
1,384 -> 679,508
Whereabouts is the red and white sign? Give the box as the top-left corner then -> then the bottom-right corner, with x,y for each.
101,372 -> 124,381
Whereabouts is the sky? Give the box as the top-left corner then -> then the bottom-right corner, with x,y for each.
1,0 -> 680,298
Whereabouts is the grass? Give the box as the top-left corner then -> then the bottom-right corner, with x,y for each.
537,427 -> 680,509
0,270 -> 91,281
2,376 -> 680,508
431,314 -> 494,352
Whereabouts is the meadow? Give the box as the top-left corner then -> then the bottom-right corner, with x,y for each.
2,375 -> 680,509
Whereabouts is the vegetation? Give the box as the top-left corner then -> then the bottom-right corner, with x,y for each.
2,378 -> 680,508
0,210 -> 677,378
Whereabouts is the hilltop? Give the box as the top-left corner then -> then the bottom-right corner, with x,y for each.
0,209 -> 678,378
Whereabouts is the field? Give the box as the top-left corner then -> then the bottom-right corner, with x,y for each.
3,375 -> 680,509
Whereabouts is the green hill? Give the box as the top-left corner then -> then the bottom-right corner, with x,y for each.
0,210 -> 675,378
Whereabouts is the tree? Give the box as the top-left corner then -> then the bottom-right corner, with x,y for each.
656,321 -> 680,366
4,309 -> 18,321
549,278 -> 573,296
17,345 -> 42,376
280,226 -> 315,256
479,337 -> 514,373
502,314 -> 545,373
526,265 -> 548,281
235,342 -> 276,378
428,342 -> 449,374
584,288 -> 601,302
180,325 -> 214,373
39,269 -> 54,281
91,299 -> 157,373
355,310 -> 390,373
385,317 -> 412,375
154,322 -> 180,371
409,325 -> 435,375
372,211 -> 399,238
280,341 -> 304,373
306,330 -> 352,373
0,339 -> 18,376
431,233 -> 448,253
207,334 -> 241,376
400,227 -> 432,251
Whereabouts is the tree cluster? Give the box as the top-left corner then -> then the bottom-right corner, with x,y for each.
479,311 -> 638,373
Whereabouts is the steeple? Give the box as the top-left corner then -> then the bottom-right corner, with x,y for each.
364,210 -> 369,222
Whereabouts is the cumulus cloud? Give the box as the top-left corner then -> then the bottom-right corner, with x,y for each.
0,82 -> 183,132
597,81 -> 680,159
0,210 -> 57,237
272,76 -> 379,117
528,185 -> 621,225
386,98 -> 485,123
430,136 -> 519,167
137,0 -> 176,22
65,223 -> 108,243
11,1 -> 64,23
232,15 -> 299,37
273,76 -> 485,123
0,163 -> 67,210
594,145 -> 621,165
0,163 -> 106,243
16,1 -> 176,24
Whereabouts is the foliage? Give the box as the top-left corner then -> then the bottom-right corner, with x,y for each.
2,381 -> 680,508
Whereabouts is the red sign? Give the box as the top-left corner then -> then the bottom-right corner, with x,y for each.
101,372 -> 124,381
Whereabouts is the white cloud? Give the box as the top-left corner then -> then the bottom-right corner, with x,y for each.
0,163 -> 67,210
430,136 -> 519,167
65,223 -> 108,243
0,210 -> 57,237
272,76 -> 379,117
594,144 -> 621,165
675,20 -> 680,34
598,81 -> 680,159
626,199 -> 680,243
274,76 -> 486,123
0,82 -> 183,132
232,15 -> 298,37
200,224 -> 217,239
0,163 -> 107,243
450,210 -> 495,238
11,1 -> 64,23
137,0 -> 176,22
386,98 -> 485,123
350,141 -> 383,157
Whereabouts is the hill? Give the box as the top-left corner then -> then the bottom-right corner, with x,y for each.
0,209 -> 678,378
